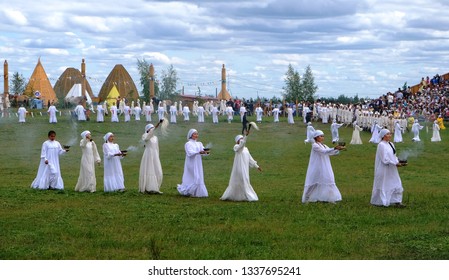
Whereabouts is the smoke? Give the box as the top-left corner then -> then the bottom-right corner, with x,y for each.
398,141 -> 424,161
204,142 -> 213,149
124,145 -> 138,152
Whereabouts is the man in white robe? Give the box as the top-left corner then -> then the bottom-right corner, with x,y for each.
18,105 -> 28,123
31,130 -> 68,190
221,133 -> 261,202
75,131 -> 101,192
371,129 -> 405,207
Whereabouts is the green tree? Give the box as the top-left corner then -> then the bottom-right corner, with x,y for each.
301,65 -> 318,102
137,59 -> 159,102
10,72 -> 26,95
283,64 -> 301,102
159,64 -> 179,100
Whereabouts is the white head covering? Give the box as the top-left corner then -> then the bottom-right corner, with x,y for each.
145,124 -> 155,132
104,132 -> 113,143
313,130 -> 324,138
235,135 -> 244,143
187,129 -> 198,140
415,119 -> 418,123
81,130 -> 91,139
379,129 -> 390,139
307,122 -> 312,125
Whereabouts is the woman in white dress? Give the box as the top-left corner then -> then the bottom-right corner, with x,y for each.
371,129 -> 406,207
139,122 -> 163,194
47,104 -> 58,123
75,130 -> 101,192
272,107 -> 280,122
177,129 -> 209,197
393,120 -> 404,143
221,132 -> 262,202
302,130 -> 344,203
18,105 -> 28,123
31,130 -> 69,190
369,120 -> 382,143
287,107 -> 294,124
182,106 -> 190,121
110,104 -> 119,122
96,103 -> 105,123
102,132 -> 126,192
255,106 -> 263,123
431,120 -> 441,142
411,120 -> 424,141
350,121 -> 363,144
330,119 -> 344,143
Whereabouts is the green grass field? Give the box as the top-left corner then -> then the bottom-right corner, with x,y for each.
1,111 -> 448,260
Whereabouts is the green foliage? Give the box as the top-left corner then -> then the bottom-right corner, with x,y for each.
159,64 -> 179,100
283,64 -> 317,103
136,59 -> 159,102
10,72 -> 26,95
1,114 -> 448,259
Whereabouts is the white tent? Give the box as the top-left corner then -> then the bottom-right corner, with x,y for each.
65,83 -> 92,105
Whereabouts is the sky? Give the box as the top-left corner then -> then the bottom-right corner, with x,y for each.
1,0 -> 449,100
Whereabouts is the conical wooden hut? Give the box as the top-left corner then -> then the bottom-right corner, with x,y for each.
97,64 -> 139,103
24,58 -> 57,106
53,67 -> 94,102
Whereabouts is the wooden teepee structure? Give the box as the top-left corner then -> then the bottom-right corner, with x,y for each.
54,67 -> 94,101
97,64 -> 139,103
24,58 -> 57,106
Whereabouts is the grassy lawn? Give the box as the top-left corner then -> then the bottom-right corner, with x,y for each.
1,111 -> 448,260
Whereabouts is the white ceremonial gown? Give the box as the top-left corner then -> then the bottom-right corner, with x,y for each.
103,142 -> 125,192
221,136 -> 259,201
431,123 -> 441,142
18,107 -> 27,123
287,108 -> 294,124
110,106 -> 119,122
139,132 -> 163,193
350,124 -> 363,144
177,139 -> 208,197
302,142 -> 342,203
75,139 -> 101,192
31,140 -> 67,190
371,140 -> 403,206
393,122 -> 404,143
47,105 -> 58,123
412,122 -> 424,141
96,105 -> 105,122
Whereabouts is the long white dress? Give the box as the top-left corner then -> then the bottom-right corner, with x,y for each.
103,142 -> 125,192
302,142 -> 342,203
350,124 -> 363,144
211,106 -> 219,123
110,106 -> 119,122
133,106 -> 142,121
31,140 -> 67,190
96,104 -> 105,122
139,131 -> 163,193
369,123 -> 382,143
47,105 -> 58,123
75,104 -> 86,121
393,121 -> 404,143
272,108 -> 280,122
170,105 -> 177,123
330,122 -> 343,143
221,136 -> 259,201
287,108 -> 294,124
431,122 -> 441,142
183,106 -> 190,121
18,106 -> 27,123
75,139 -> 101,192
412,122 -> 424,141
371,140 -> 403,206
305,124 -> 315,143
197,106 -> 205,123
255,107 -> 263,122
177,139 -> 208,197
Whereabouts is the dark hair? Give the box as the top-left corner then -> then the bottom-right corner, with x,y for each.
48,130 -> 56,137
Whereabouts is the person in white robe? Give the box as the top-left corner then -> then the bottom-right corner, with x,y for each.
139,122 -> 163,194
431,120 -> 441,142
393,120 -> 404,143
47,103 -> 58,123
123,104 -> 131,122
96,103 -> 105,122
75,131 -> 101,192
287,107 -> 294,124
369,120 -> 383,143
411,120 -> 424,142
350,121 -> 363,144
255,106 -> 263,123
18,105 -> 28,123
157,102 -> 166,121
371,129 -> 406,207
220,132 -> 262,202
302,130 -> 344,203
75,104 -> 87,121
133,105 -> 142,121
225,106 -> 234,123
182,106 -> 190,121
304,122 -> 315,144
197,106 -> 205,123
31,130 -> 69,190
170,104 -> 177,123
144,104 -> 153,122
272,107 -> 280,122
211,105 -> 219,124
177,129 -> 209,197
110,104 -> 119,122
330,119 -> 344,143
103,132 -> 126,192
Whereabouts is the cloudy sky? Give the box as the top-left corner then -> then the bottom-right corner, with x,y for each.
1,0 -> 448,100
